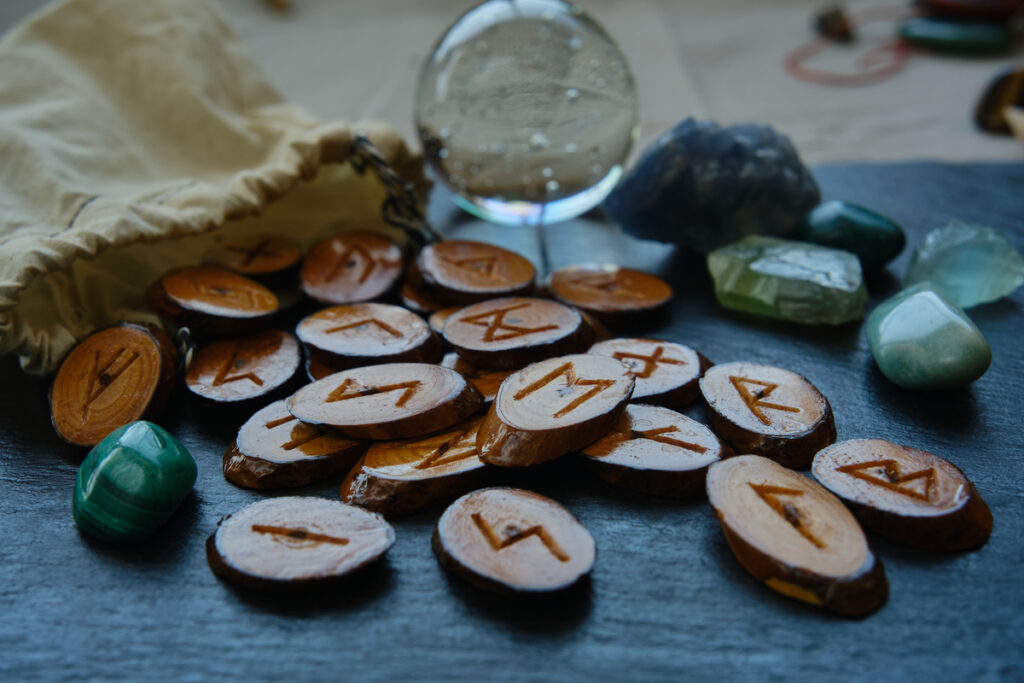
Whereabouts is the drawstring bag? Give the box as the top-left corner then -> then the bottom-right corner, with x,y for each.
0,0 -> 430,374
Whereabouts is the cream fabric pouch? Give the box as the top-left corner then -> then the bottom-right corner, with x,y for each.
0,0 -> 427,374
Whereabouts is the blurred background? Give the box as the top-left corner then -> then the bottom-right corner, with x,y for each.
2,0 -> 1021,165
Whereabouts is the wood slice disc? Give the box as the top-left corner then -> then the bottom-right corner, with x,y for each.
432,487 -> 596,593
223,400 -> 367,490
296,303 -> 442,369
428,307 -> 461,337
699,362 -> 836,469
477,354 -> 634,467
300,232 -> 404,305
581,404 -> 731,497
443,297 -> 585,370
202,234 -> 302,288
287,363 -> 483,440
399,261 -> 444,315
185,329 -> 301,404
305,356 -> 338,382
206,496 -> 394,591
50,322 -> 177,447
812,439 -> 992,551
150,266 -> 278,337
706,455 -> 888,617
340,416 -> 486,515
416,240 -> 536,305
440,352 -> 512,403
547,263 -> 673,322
588,338 -> 711,408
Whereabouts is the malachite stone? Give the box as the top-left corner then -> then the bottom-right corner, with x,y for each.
73,421 -> 197,544
867,283 -> 991,390
797,200 -> 906,270
707,235 -> 867,325
898,18 -> 1012,54
903,220 -> 1024,309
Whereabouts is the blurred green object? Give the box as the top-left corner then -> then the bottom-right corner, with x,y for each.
899,17 -> 1013,53
797,201 -> 905,270
73,421 -> 197,544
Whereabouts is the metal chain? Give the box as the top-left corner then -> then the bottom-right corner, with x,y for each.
348,133 -> 441,247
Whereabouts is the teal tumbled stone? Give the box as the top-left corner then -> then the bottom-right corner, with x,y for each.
707,235 -> 868,325
73,421 -> 197,543
797,200 -> 906,270
903,220 -> 1024,309
867,283 -> 991,390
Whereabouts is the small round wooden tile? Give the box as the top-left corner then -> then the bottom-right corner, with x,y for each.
477,354 -> 634,467
547,263 -> 673,322
300,232 -> 403,305
287,363 -> 483,440
50,323 -> 177,447
296,303 -> 441,369
341,416 -> 485,515
223,400 -> 367,490
706,455 -> 888,617
812,439 -> 992,551
206,496 -> 395,591
588,338 -> 710,408
581,404 -> 730,497
699,361 -> 836,469
432,487 -> 596,593
416,240 -> 536,305
440,352 -> 512,403
185,329 -> 300,404
428,307 -> 461,337
202,234 -> 302,287
443,297 -> 584,370
150,266 -> 278,337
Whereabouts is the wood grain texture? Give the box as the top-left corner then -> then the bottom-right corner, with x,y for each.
1,163 -> 1023,680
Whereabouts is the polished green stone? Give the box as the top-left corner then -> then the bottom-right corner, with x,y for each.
797,200 -> 906,270
73,421 -> 197,544
903,220 -> 1024,309
707,235 -> 867,325
899,18 -> 1012,54
867,283 -> 991,390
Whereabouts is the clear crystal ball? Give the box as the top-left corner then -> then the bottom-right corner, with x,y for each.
415,0 -> 638,226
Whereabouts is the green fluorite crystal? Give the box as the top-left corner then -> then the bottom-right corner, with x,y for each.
73,421 -> 197,544
903,220 -> 1024,308
867,283 -> 991,390
797,200 -> 905,270
707,235 -> 868,324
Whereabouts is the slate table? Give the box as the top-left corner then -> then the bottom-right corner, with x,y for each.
1,163 -> 1022,681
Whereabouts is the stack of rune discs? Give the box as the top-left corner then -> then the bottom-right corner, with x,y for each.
49,231 -> 992,612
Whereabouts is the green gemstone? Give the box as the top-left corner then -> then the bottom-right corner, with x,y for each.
867,283 -> 991,390
73,421 -> 197,544
797,201 -> 906,270
903,220 -> 1024,309
707,235 -> 868,325
899,18 -> 1012,54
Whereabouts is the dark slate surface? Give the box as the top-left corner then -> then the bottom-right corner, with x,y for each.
1,163 -> 1022,682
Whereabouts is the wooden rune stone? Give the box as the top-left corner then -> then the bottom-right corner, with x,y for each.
185,329 -> 300,404
50,323 -> 177,447
341,416 -> 486,515
296,303 -> 442,371
432,488 -> 596,593
588,338 -> 711,408
202,234 -> 302,288
223,400 -> 368,490
707,455 -> 888,617
477,354 -> 634,467
416,240 -> 536,305
812,439 -> 992,551
700,361 -> 836,468
206,497 -> 395,591
300,232 -> 404,305
443,297 -> 585,370
441,352 -> 512,404
547,263 -> 673,322
581,404 -> 731,497
287,363 -> 483,440
148,266 -> 278,337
